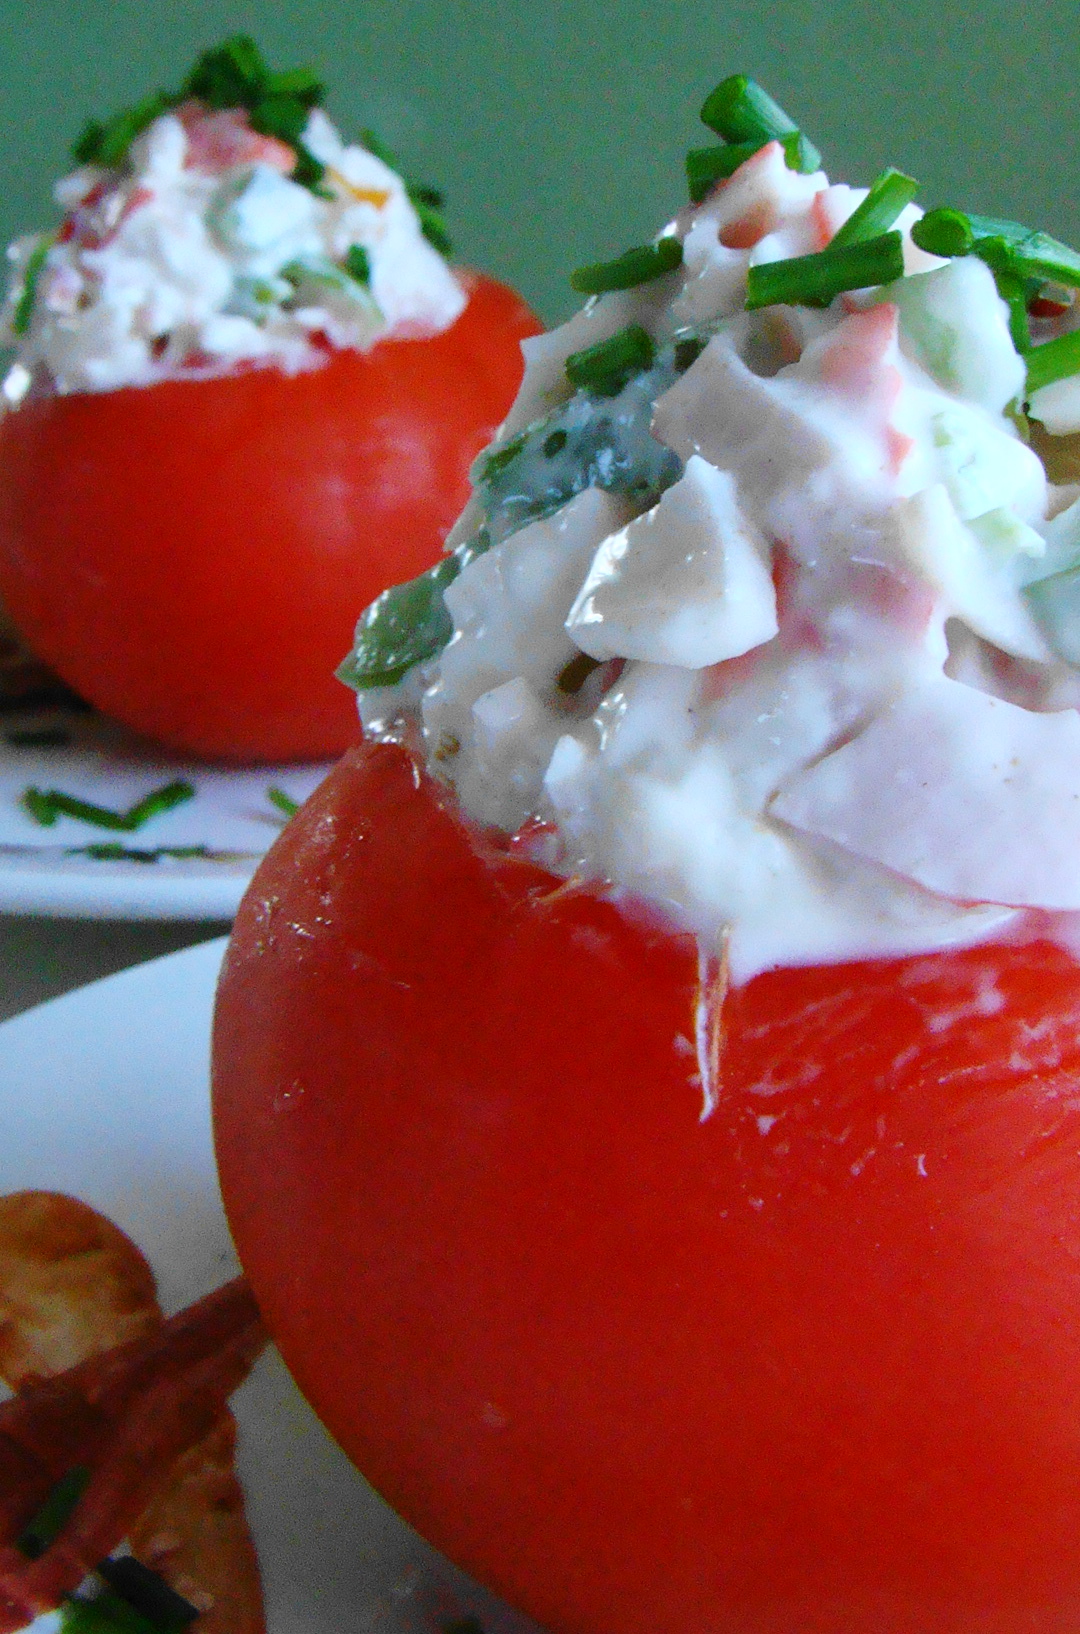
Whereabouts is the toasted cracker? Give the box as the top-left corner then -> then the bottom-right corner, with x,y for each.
0,1190 -> 161,1384
0,1191 -> 266,1634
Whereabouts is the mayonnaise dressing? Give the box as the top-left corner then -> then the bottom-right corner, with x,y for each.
355,139 -> 1080,984
2,106 -> 464,394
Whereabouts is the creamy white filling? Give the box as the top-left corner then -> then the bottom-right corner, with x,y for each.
360,140 -> 1080,983
2,106 -> 465,393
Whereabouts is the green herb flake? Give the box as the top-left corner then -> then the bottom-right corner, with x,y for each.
745,230 -> 904,311
249,93 -> 309,147
344,245 -> 372,285
570,236 -> 683,295
21,779 -> 195,833
267,786 -> 300,818
480,430 -> 529,482
829,168 -> 919,250
96,1556 -> 198,1629
12,236 -> 54,336
17,1466 -> 90,1560
564,324 -> 656,397
339,533 -> 491,691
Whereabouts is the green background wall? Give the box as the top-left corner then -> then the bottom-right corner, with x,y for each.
1,0 -> 1078,326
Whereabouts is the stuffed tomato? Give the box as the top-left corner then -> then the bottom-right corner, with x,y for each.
0,37 -> 538,761
215,74 -> 1080,1631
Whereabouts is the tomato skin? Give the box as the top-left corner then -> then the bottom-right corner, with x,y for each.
0,274 -> 539,762
213,740 -> 1080,1632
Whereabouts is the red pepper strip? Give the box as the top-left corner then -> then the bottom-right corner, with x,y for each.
0,1278 -> 264,1632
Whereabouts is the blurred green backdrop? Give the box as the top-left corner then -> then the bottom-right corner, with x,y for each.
0,0 -> 1078,327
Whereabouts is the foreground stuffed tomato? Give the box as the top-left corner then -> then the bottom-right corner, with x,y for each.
0,272 -> 537,763
213,740 -> 1080,1634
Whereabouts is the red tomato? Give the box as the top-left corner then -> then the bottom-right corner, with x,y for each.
0,273 -> 539,762
213,740 -> 1080,1633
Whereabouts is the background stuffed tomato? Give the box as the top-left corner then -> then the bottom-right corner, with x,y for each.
213,740 -> 1080,1634
0,272 -> 538,762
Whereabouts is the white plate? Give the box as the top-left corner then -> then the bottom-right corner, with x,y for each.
0,939 -> 541,1634
0,706 -> 334,919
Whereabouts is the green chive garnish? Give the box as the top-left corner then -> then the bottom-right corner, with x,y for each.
97,1557 -> 198,1629
570,236 -> 683,295
829,169 -> 919,249
12,236 -> 53,336
69,36 -> 329,189
685,131 -> 812,203
344,245 -> 371,285
745,230 -> 904,311
912,207 -> 1080,291
21,779 -> 195,832
1025,329 -> 1080,396
480,429 -> 529,481
73,843 -> 225,862
909,207 -> 974,259
17,1466 -> 90,1559
698,75 -> 821,174
564,324 -> 655,396
993,266 -> 1032,353
411,194 -> 453,257
339,532 -> 492,691
267,786 -> 300,818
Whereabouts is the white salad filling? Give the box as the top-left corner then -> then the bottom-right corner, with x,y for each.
1,104 -> 465,394
353,133 -> 1080,988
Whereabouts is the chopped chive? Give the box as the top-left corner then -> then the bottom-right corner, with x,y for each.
829,168 -> 918,249
264,66 -> 324,107
71,92 -> 175,169
97,1556 -> 198,1629
912,207 -> 1080,291
569,236 -> 683,295
344,245 -> 371,285
992,266 -> 1032,353
17,1466 -> 90,1559
21,778 -> 195,832
63,1585 -> 165,1634
267,786 -> 300,818
181,35 -> 269,109
339,531 -> 492,691
686,142 -> 758,202
5,726 -> 72,748
290,142 -> 332,198
480,429 -> 529,482
564,324 -> 655,396
123,779 -> 195,827
543,428 -> 568,457
12,237 -> 53,336
686,129 -> 815,203
673,334 -> 708,372
411,193 -> 453,256
249,92 -> 310,146
745,230 -> 904,311
73,843 -> 220,862
910,207 -> 975,259
1025,329 -> 1080,396
698,75 -> 820,173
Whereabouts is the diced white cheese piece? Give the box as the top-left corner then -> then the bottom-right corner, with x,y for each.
772,675 -> 1080,909
890,257 -> 1025,414
423,487 -> 627,830
889,484 -> 1051,662
652,335 -> 843,506
1027,491 -> 1080,586
209,164 -> 319,256
565,456 -> 778,667
1029,374 -> 1080,436
929,400 -> 1047,524
669,216 -> 748,328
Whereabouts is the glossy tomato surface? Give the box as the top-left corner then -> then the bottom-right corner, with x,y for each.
213,741 -> 1080,1632
0,274 -> 538,762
